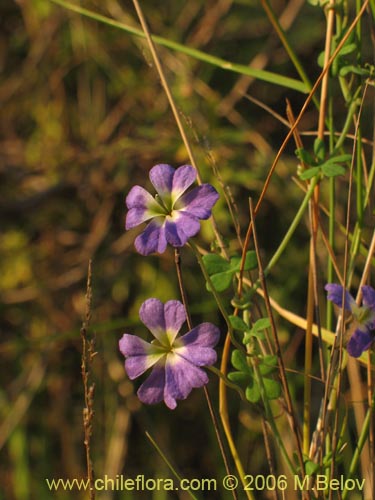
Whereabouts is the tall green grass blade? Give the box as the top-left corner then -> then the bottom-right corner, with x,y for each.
49,0 -> 309,93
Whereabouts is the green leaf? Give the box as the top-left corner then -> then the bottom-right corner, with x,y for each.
299,166 -> 321,180
321,163 -> 346,177
229,251 -> 257,272
252,317 -> 271,332
231,349 -> 249,372
317,50 -> 325,68
245,379 -> 261,403
263,377 -> 281,400
207,271 -> 233,292
324,154 -> 351,164
229,315 -> 249,332
244,251 -> 257,271
295,147 -> 314,165
227,371 -> 248,384
259,355 -> 278,375
337,42 -> 357,57
243,330 -> 265,344
202,253 -> 229,275
339,65 -> 371,77
243,317 -> 270,343
305,459 -> 319,475
228,256 -> 241,271
313,137 -> 325,161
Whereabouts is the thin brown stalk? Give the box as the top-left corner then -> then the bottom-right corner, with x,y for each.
318,0 -> 335,140
261,418 -> 279,500
130,0 -> 228,257
81,260 -> 96,499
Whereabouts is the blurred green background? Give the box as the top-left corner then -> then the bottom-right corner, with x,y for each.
1,1 -> 373,499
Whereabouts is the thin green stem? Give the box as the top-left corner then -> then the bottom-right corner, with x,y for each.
264,175 -> 319,276
145,431 -> 199,500
330,91 -> 361,155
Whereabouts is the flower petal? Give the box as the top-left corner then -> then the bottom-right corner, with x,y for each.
126,185 -> 163,212
126,186 -> 166,229
165,212 -> 201,247
361,286 -> 375,310
119,334 -> 165,379
126,208 -> 154,229
139,298 -> 166,342
164,300 -> 186,344
164,353 -> 209,408
347,327 -> 374,357
134,218 -> 167,255
137,364 -> 166,406
149,164 -> 175,197
171,165 -> 196,202
325,283 -> 355,311
174,323 -> 220,366
177,184 -> 219,219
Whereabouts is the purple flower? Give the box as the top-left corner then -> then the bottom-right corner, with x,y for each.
325,283 -> 375,357
125,164 -> 219,255
119,298 -> 220,409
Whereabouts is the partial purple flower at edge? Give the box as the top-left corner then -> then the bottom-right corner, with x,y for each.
125,164 -> 219,255
325,283 -> 375,357
119,298 -> 220,409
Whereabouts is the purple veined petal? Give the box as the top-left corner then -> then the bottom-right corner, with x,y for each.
126,208 -> 155,229
325,283 -> 355,311
170,165 -> 197,203
174,323 -> 220,366
149,164 -> 175,197
347,327 -> 374,357
176,184 -> 219,219
134,218 -> 167,255
126,186 -> 166,229
139,298 -> 167,343
163,300 -> 186,344
174,345 -> 217,367
137,364 -> 167,406
126,185 -> 164,213
164,353 -> 209,407
119,334 -> 166,379
164,212 -> 201,247
361,285 -> 375,310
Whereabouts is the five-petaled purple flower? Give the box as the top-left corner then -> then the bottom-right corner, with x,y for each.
119,298 -> 220,409
325,283 -> 375,357
125,164 -> 219,255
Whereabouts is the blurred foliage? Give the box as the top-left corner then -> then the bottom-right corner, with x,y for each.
1,1 -> 374,499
